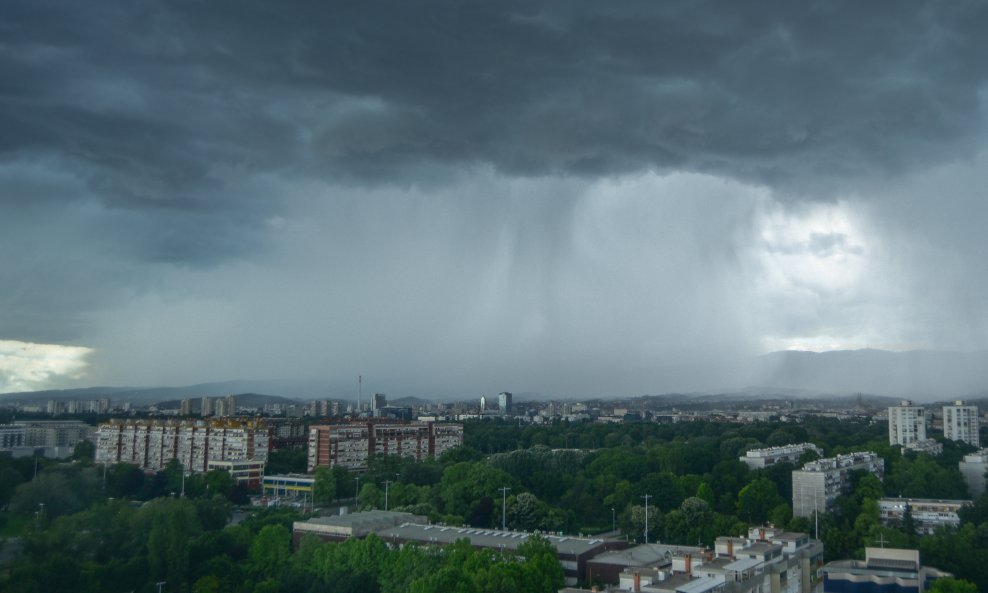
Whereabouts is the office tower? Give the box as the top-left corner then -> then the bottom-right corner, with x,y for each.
498,392 -> 513,416
373,393 -> 387,413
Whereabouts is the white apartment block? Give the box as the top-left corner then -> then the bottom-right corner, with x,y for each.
888,400 -> 926,447
740,443 -> 823,469
960,449 -> 988,498
95,419 -> 270,473
943,400 -> 980,447
792,452 -> 884,518
878,497 -> 969,534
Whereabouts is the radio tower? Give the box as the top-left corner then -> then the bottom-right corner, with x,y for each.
358,375 -> 362,412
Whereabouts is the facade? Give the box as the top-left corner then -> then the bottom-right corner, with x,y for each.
498,392 -> 513,416
266,417 -> 307,450
0,424 -> 25,448
207,458 -> 265,487
959,449 -> 988,498
904,438 -> 943,456
95,418 -> 271,473
943,400 -> 980,447
889,400 -> 926,447
792,452 -> 885,517
821,547 -> 951,593
307,421 -> 464,471
263,474 -> 315,502
878,497 -> 969,534
739,443 -> 823,469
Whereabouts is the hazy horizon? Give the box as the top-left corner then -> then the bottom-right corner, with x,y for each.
3,2 -> 988,397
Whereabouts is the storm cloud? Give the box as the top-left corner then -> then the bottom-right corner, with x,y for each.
2,1 -> 987,397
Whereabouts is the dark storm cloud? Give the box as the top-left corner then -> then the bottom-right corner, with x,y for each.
3,1 -> 988,394
4,1 -> 987,199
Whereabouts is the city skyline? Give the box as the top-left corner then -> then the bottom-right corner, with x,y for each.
3,2 -> 988,398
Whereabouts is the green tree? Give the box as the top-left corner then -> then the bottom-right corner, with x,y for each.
928,578 -> 979,593
313,466 -> 337,505
249,524 -> 291,580
142,497 -> 202,592
736,478 -> 784,524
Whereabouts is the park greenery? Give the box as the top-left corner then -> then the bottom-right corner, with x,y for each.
0,415 -> 985,591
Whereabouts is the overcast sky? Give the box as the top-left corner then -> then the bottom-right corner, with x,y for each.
2,1 -> 988,398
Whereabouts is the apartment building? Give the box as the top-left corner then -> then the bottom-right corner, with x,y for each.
878,497 -> 969,534
792,452 -> 884,518
307,421 -> 464,471
888,400 -> 926,447
739,443 -> 823,469
943,400 -> 980,447
95,418 -> 270,473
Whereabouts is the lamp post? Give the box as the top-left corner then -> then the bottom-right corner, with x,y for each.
611,507 -> 616,532
641,494 -> 652,544
383,480 -> 393,511
155,581 -> 166,593
354,476 -> 360,509
498,487 -> 511,530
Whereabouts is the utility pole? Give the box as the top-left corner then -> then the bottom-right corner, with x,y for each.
383,480 -> 393,511
642,494 -> 652,544
498,487 -> 511,530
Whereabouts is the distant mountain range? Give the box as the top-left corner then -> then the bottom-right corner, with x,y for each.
2,349 -> 986,405
750,349 -> 988,401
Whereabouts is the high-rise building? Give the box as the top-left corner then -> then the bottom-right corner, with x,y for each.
201,396 -> 213,417
180,399 -> 193,416
479,395 -> 487,412
307,421 -> 464,471
792,452 -> 884,517
888,400 -> 926,447
95,418 -> 270,473
373,393 -> 387,414
498,392 -> 513,416
943,400 -> 979,447
225,395 -> 237,415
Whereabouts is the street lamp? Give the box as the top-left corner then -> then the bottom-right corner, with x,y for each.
383,480 -> 393,511
498,487 -> 511,530
354,476 -> 360,509
155,581 -> 166,593
611,507 -> 616,532
641,494 -> 652,544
